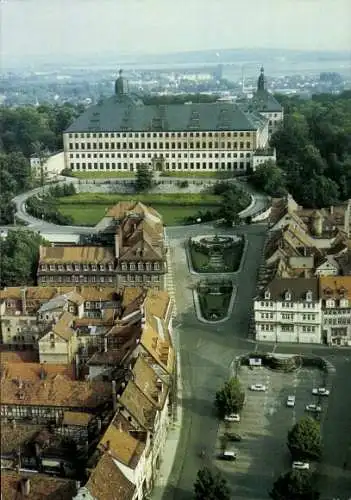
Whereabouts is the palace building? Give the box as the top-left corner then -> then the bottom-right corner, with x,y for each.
63,68 -> 283,174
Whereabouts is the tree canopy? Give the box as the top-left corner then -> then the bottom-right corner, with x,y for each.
270,470 -> 320,500
268,91 -> 351,208
251,160 -> 287,197
135,163 -> 154,192
194,467 -> 230,500
287,416 -> 322,461
0,229 -> 48,287
213,182 -> 250,226
0,103 -> 83,224
215,377 -> 245,418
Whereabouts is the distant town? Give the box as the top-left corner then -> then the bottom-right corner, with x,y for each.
1,48 -> 350,107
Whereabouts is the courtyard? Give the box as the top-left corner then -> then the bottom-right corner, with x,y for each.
56,192 -> 220,226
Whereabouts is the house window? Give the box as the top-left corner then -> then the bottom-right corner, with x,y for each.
74,264 -> 80,271
306,291 -> 313,302
285,291 -> 291,301
100,264 -> 105,271
264,290 -> 270,300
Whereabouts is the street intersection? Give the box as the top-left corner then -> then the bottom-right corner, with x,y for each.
163,223 -> 351,500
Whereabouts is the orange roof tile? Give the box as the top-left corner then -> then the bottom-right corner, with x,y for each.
85,452 -> 136,500
98,416 -> 145,469
319,276 -> 351,300
0,362 -> 75,382
62,411 -> 93,426
39,245 -> 115,263
1,372 -> 111,408
119,380 -> 157,430
1,472 -> 77,500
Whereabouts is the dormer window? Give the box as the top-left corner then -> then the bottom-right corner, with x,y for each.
306,291 -> 313,302
100,264 -> 105,271
264,290 -> 271,300
285,291 -> 291,301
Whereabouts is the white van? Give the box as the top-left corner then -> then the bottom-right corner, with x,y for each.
220,450 -> 237,461
286,395 -> 296,407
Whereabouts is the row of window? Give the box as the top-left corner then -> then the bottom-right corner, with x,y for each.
324,308 -> 351,315
40,275 -> 114,283
259,324 -> 317,333
71,161 -> 251,171
68,141 -> 253,151
121,275 -> 160,282
260,313 -> 317,320
259,301 -> 317,309
40,262 -> 161,272
68,131 -> 253,139
70,151 -> 252,159
324,318 -> 351,325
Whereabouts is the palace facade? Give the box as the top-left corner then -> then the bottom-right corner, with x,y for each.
63,68 -> 283,174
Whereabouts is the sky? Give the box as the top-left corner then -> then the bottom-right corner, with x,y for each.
1,0 -> 351,64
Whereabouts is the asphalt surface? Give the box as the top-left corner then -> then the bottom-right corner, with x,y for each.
1,177 -> 267,238
163,223 -> 351,500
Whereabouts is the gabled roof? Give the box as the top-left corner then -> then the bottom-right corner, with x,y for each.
132,355 -> 168,409
251,89 -> 283,113
39,245 -> 115,263
51,311 -> 75,342
260,277 -> 319,301
119,379 -> 157,430
319,276 -> 351,300
120,237 -> 163,261
65,96 -> 266,133
0,373 -> 112,408
98,415 -> 146,469
1,471 -> 77,500
85,452 -> 136,500
105,200 -> 162,222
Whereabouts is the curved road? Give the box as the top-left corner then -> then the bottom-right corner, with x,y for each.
1,177 -> 268,239
161,224 -> 351,500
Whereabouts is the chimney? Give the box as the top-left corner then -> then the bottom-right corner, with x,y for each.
114,233 -> 120,259
18,378 -> 23,389
344,199 -> 351,238
330,205 -> 334,215
112,380 -> 117,412
20,288 -> 27,315
97,418 -> 102,432
104,337 -> 108,353
118,420 -> 123,432
75,481 -> 81,492
20,478 -> 31,497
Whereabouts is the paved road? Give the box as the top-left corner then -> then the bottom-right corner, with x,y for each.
163,223 -> 351,500
0,177 -> 267,239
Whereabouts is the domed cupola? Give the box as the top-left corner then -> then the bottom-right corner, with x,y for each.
115,69 -> 129,96
257,66 -> 266,92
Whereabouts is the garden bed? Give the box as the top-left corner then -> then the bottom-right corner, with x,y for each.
196,281 -> 234,322
189,234 -> 245,273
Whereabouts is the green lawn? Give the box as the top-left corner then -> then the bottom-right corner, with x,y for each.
198,287 -> 233,321
69,171 -> 136,179
189,237 -> 244,273
56,192 -> 220,226
57,192 -> 221,205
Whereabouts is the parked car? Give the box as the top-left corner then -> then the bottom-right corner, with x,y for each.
250,384 -> 267,392
286,395 -> 296,407
312,387 -> 330,396
224,413 -> 240,422
219,450 -> 237,461
305,404 -> 322,413
292,461 -> 310,470
224,432 -> 242,442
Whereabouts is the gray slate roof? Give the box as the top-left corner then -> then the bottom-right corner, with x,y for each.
65,95 -> 268,134
261,277 -> 319,301
251,90 -> 283,113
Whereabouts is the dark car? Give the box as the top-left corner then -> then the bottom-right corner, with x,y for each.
224,432 -> 242,442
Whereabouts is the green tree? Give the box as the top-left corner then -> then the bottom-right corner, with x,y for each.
215,377 -> 245,419
219,190 -> 241,226
270,470 -> 320,500
287,416 -> 322,461
251,160 -> 287,197
194,467 -> 230,500
135,163 -> 154,191
0,229 -> 48,287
